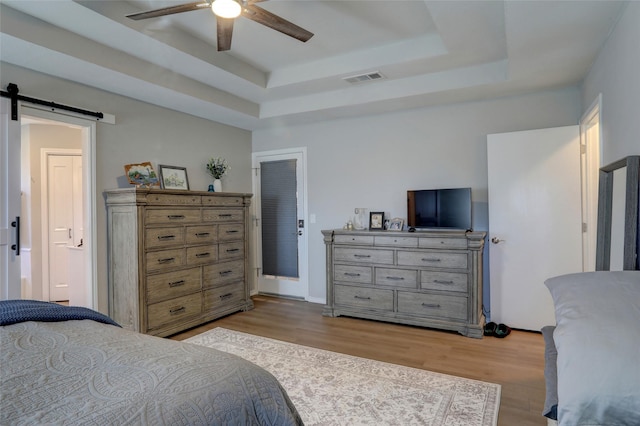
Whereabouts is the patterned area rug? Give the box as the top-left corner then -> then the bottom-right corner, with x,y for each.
186,328 -> 501,426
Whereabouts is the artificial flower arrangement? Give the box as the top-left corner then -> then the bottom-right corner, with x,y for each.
206,157 -> 230,180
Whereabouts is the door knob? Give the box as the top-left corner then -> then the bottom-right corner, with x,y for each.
491,237 -> 505,244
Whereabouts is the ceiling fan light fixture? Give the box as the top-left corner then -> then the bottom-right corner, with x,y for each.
211,0 -> 241,19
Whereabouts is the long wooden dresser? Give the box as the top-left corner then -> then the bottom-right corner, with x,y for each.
322,229 -> 486,338
105,188 -> 253,337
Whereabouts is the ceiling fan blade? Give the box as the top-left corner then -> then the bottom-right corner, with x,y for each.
126,2 -> 210,21
216,16 -> 234,51
242,4 -> 313,43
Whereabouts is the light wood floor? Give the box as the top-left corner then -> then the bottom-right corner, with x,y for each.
171,295 -> 547,426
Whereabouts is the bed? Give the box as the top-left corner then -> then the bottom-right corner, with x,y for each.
0,300 -> 303,425
541,156 -> 640,426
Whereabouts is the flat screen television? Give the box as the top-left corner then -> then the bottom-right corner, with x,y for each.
407,187 -> 472,231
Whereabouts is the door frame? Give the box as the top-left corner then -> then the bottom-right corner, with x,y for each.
40,149 -> 82,302
579,94 -> 603,271
23,107 -> 97,308
251,147 -> 309,300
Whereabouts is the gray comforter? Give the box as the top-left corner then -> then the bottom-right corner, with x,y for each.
1,319 -> 303,425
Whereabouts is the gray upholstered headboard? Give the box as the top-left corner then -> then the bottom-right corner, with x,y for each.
596,155 -> 640,270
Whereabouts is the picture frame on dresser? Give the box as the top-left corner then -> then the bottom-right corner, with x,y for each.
388,218 -> 404,231
159,165 -> 190,190
369,212 -> 384,229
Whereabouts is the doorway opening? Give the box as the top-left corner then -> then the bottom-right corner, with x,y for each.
20,108 -> 97,308
579,94 -> 602,272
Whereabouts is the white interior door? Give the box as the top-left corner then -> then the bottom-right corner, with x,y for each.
1,98 -> 22,299
252,148 -> 308,299
487,126 -> 583,331
47,154 -> 82,301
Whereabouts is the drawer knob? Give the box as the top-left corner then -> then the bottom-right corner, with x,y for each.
219,270 -> 233,276
422,303 -> 441,309
219,214 -> 233,218
344,272 -> 361,277
195,252 -> 211,258
421,258 -> 441,262
219,293 -> 233,300
167,215 -> 185,220
168,280 -> 185,287
226,230 -> 239,234
226,248 -> 240,253
434,280 -> 454,285
157,257 -> 175,264
354,295 -> 371,300
195,232 -> 210,237
386,276 -> 404,281
157,235 -> 176,240
354,254 -> 371,258
169,306 -> 186,314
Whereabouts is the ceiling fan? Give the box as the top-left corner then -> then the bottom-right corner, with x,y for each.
126,0 -> 314,52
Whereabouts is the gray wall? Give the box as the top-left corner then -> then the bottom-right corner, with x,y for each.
1,63 -> 253,313
253,88 -> 582,304
582,1 -> 640,164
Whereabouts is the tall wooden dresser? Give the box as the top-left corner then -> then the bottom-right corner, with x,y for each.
105,188 -> 253,337
322,229 -> 486,338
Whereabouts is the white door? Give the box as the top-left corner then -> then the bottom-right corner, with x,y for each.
487,126 -> 583,331
0,98 -> 22,299
252,148 -> 308,299
46,154 -> 82,301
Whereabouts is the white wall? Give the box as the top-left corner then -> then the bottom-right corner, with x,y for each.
582,1 -> 640,163
253,88 -> 582,303
1,63 -> 253,313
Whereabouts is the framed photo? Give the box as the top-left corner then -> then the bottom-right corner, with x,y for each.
159,165 -> 190,190
124,161 -> 159,188
388,217 -> 404,231
369,212 -> 384,230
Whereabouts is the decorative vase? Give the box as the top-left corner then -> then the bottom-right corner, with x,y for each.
213,179 -> 222,192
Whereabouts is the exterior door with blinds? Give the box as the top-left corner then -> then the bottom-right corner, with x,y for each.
253,148 -> 308,299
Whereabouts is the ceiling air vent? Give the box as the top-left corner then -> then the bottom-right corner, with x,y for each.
343,71 -> 385,84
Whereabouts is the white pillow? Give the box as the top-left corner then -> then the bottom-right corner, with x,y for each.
545,271 -> 640,426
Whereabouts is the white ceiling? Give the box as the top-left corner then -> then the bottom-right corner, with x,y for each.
0,0 -> 626,130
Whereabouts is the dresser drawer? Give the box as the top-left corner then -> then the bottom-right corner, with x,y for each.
145,227 -> 185,249
334,265 -> 372,284
375,267 -> 417,288
420,271 -> 468,292
204,282 -> 245,311
146,268 -> 201,304
397,292 -> 467,321
202,196 -> 245,206
186,225 -> 217,244
202,208 -> 244,222
146,193 -> 200,205
334,284 -> 393,311
146,208 -> 201,225
146,248 -> 185,273
219,223 -> 244,241
418,237 -> 468,249
147,293 -> 202,330
374,236 -> 418,248
334,234 -> 374,245
334,247 -> 393,265
186,245 -> 217,265
397,250 -> 467,269
203,259 -> 245,288
219,241 -> 244,260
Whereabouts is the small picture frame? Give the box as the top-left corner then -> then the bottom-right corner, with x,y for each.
369,212 -> 384,230
388,217 -> 404,231
159,165 -> 190,190
124,161 -> 159,188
